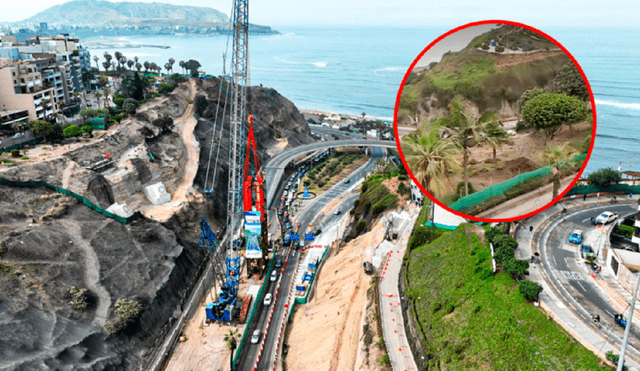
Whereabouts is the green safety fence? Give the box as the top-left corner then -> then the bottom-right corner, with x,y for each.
88,117 -> 106,130
564,183 -> 640,197
449,154 -> 587,214
0,176 -> 139,224
0,139 -> 38,155
232,251 -> 277,370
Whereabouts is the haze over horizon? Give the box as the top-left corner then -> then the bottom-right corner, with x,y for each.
1,0 -> 639,28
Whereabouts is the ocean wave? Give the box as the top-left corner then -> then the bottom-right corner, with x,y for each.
594,99 -> 640,110
275,57 -> 327,68
373,67 -> 403,73
313,62 -> 327,68
595,133 -> 640,142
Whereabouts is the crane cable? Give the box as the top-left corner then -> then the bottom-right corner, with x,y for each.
202,76 -> 227,192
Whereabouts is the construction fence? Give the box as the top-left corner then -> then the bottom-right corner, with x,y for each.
0,176 -> 140,224
563,183 -> 640,197
449,154 -> 587,214
0,131 -> 40,155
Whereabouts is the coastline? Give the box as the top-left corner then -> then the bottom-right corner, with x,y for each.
299,109 -> 392,124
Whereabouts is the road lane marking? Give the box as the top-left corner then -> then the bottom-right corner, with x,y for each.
606,310 -> 614,317
577,281 -> 587,291
553,256 -> 557,265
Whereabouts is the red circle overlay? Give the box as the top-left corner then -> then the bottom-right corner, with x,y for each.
393,20 -> 597,223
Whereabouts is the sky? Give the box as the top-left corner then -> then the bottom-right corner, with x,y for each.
1,0 -> 640,28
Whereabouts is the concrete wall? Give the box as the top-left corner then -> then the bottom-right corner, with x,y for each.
608,247 -> 638,294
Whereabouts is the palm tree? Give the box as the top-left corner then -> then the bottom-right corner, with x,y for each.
179,60 -> 185,74
224,329 -> 241,370
538,142 -> 579,200
114,51 -> 122,73
127,59 -> 134,71
134,56 -> 139,64
103,52 -> 113,72
482,121 -> 511,163
135,62 -> 142,73
164,62 -> 171,76
95,91 -> 102,108
102,61 -> 111,73
119,57 -> 127,76
402,127 -> 460,198
143,61 -> 150,74
102,86 -> 111,108
93,55 -> 99,70
168,58 -> 175,73
441,99 -> 498,197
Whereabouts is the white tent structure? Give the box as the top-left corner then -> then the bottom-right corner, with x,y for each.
144,182 -> 171,205
106,202 -> 134,218
429,202 -> 467,229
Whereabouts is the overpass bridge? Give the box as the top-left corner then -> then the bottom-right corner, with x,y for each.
263,139 -> 397,209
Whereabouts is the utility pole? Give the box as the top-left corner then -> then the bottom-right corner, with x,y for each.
618,273 -> 640,371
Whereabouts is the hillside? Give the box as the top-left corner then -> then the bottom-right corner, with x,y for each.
14,0 -> 274,32
398,25 -> 570,125
0,79 -> 312,369
400,218 -> 612,370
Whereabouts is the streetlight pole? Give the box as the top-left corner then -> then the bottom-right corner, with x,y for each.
618,272 -> 640,371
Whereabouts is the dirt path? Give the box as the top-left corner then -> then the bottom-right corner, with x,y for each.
140,79 -> 204,221
58,219 -> 112,327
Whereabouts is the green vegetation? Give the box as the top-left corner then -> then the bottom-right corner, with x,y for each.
551,63 -> 589,101
157,83 -> 175,94
403,224 -> 613,370
10,149 -> 20,158
66,286 -> 89,311
63,125 -> 82,138
303,151 -> 366,192
79,108 -> 109,118
522,92 -> 588,142
346,173 -> 400,240
105,298 -> 142,335
587,168 -> 621,186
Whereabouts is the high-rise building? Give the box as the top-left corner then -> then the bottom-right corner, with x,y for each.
0,60 -> 56,121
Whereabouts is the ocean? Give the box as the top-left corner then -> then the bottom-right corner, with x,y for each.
85,26 -> 640,174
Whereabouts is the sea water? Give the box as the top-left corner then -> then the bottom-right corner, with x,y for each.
87,26 -> 640,173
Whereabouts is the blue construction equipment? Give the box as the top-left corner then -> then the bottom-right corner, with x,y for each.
615,313 -> 627,328
199,218 -> 219,251
302,271 -> 313,283
206,255 -> 241,322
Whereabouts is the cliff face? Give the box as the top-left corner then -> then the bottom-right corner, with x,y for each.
193,79 -> 314,228
0,78 -> 314,369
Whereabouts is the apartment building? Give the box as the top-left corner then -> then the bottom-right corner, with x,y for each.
0,59 -> 56,121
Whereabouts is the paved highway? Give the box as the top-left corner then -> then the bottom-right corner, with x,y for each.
534,201 -> 640,365
263,139 -> 395,210
238,147 -> 385,371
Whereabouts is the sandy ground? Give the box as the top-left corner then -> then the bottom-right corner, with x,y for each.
285,219 -> 386,371
165,274 -> 263,371
139,79 -> 204,222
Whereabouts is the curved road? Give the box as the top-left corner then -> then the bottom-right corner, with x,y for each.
534,201 -> 640,367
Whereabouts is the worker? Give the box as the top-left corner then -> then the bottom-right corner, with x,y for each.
583,193 -> 587,201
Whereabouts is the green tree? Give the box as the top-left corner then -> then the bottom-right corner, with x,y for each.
518,87 -> 547,112
481,121 -> 511,162
587,167 -> 621,186
143,61 -> 150,74
518,280 -> 543,301
441,99 -> 499,196
123,98 -> 139,114
185,59 -> 201,77
538,142 -> 579,200
224,329 -> 241,370
102,61 -> 111,73
158,83 -> 175,94
63,125 -> 82,137
522,92 -> 588,142
28,120 -> 54,136
114,51 -> 122,73
81,125 -> 93,136
179,60 -> 185,74
551,62 -> 589,101
503,258 -> 529,278
127,59 -> 134,71
402,126 -> 459,197
127,72 -> 147,101
135,62 -> 142,73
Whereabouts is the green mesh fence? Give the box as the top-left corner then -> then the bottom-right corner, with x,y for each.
232,251 -> 276,369
0,176 -> 139,224
564,183 -> 640,197
449,154 -> 586,214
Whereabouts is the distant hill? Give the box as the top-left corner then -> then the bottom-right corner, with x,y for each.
13,0 -> 272,31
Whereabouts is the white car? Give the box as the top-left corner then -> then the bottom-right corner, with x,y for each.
334,209 -> 341,215
263,293 -> 272,306
251,329 -> 261,344
270,269 -> 278,282
595,211 -> 618,225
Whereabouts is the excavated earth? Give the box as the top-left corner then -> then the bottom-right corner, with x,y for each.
0,79 -> 312,370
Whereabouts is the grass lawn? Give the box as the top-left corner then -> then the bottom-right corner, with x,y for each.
404,224 -> 613,370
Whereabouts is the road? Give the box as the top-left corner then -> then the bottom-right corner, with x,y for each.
534,201 -> 640,367
237,147 -> 385,371
263,139 -> 395,210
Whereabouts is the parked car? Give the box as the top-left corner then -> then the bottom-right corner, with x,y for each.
277,209 -> 284,216
263,293 -> 273,305
285,222 -> 292,230
275,259 -> 283,268
569,230 -> 583,244
270,270 -> 278,282
334,209 -> 341,215
251,330 -> 261,344
595,211 -> 618,225
344,179 -> 351,184
581,242 -> 595,260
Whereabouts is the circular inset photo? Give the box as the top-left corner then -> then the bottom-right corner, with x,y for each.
394,21 -> 596,222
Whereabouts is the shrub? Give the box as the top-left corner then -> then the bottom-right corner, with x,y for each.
66,286 -> 88,311
494,244 -> 515,265
495,45 -> 505,52
63,125 -> 82,137
503,258 -> 529,277
157,83 -> 175,94
518,280 -> 543,301
123,98 -> 139,114
10,149 -> 20,158
105,298 -> 142,335
356,220 -> 367,234
113,97 -> 126,108
81,125 -> 93,136
481,44 -> 490,50
485,227 -> 502,244
492,234 -> 518,250
587,167 -> 621,186
522,92 -> 588,141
